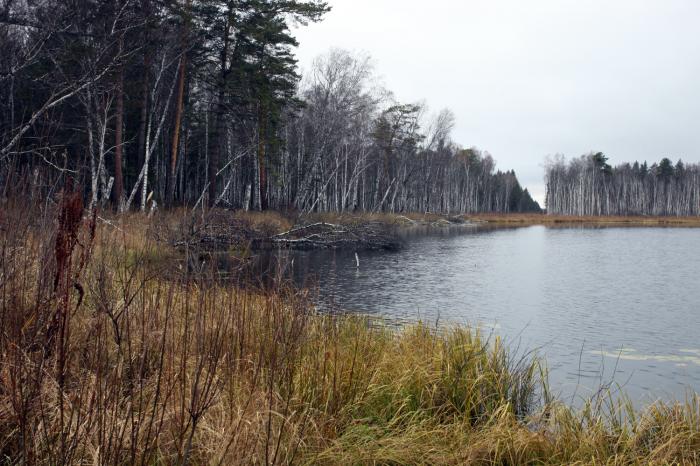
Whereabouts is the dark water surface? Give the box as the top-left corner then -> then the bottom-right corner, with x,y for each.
259,225 -> 700,403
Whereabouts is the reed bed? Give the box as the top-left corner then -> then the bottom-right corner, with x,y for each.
1,199 -> 699,465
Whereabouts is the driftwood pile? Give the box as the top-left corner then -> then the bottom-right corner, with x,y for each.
162,211 -> 402,252
263,222 -> 402,251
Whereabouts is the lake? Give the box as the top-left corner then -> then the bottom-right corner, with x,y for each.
258,225 -> 700,404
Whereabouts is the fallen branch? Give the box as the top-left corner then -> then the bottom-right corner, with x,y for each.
272,222 -> 345,238
267,221 -> 402,251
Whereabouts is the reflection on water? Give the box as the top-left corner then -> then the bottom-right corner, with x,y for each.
590,349 -> 700,366
255,225 -> 700,403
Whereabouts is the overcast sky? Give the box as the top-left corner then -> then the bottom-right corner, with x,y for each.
294,0 -> 700,205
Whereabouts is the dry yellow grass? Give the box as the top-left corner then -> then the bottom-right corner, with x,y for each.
466,212 -> 700,227
232,209 -> 700,231
1,203 -> 699,465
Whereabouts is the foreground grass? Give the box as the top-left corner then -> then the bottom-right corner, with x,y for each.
1,204 -> 699,464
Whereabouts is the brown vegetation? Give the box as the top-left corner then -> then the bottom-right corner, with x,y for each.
466,212 -> 700,227
1,202 -> 699,464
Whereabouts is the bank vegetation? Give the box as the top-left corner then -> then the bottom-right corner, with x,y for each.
1,196 -> 699,465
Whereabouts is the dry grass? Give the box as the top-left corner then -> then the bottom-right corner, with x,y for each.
230,210 -> 700,231
303,211 -> 469,228
231,209 -> 295,233
466,212 -> 700,227
1,201 -> 699,464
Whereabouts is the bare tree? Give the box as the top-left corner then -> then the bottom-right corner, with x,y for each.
546,154 -> 700,216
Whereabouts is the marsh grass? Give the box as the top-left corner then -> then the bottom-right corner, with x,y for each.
468,212 -> 700,227
1,200 -> 699,464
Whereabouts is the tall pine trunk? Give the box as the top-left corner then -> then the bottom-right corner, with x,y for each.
257,102 -> 268,210
113,0 -> 125,208
168,0 -> 191,206
208,14 -> 231,207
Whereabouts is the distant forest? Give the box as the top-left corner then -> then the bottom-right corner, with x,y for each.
0,0 -> 540,214
546,153 -> 700,216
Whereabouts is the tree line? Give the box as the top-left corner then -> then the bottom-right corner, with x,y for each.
0,0 -> 540,214
546,153 -> 700,216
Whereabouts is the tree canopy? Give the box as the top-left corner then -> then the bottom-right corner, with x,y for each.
0,1 -> 539,214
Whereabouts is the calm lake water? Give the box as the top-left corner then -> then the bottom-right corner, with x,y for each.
259,226 -> 700,403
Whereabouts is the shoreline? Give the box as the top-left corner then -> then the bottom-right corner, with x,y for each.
141,209 -> 700,254
286,211 -> 700,228
463,212 -> 700,227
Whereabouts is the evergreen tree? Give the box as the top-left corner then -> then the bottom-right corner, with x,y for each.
658,157 -> 674,181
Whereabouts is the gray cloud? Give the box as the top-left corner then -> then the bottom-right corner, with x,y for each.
295,0 -> 700,205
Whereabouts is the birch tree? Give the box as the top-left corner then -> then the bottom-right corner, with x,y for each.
546,153 -> 700,216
